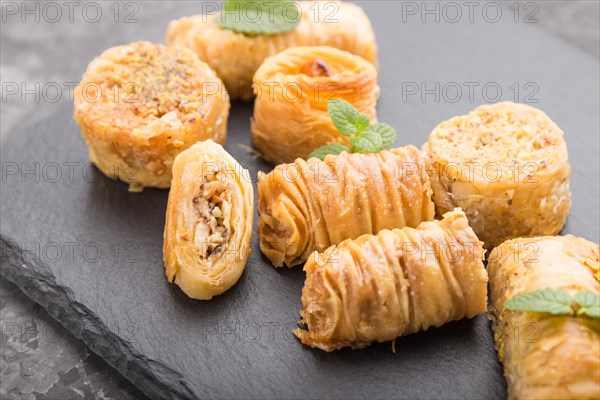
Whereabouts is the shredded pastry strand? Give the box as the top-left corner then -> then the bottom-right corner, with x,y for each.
258,146 -> 435,267
295,208 -> 488,351
166,1 -> 378,100
251,45 -> 379,164
163,140 -> 253,300
488,235 -> 600,400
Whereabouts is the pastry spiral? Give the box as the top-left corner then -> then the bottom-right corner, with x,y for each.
163,140 -> 253,300
258,146 -> 435,267
166,1 -> 377,100
488,235 -> 600,399
73,41 -> 230,191
251,45 -> 379,164
295,208 -> 488,351
423,102 -> 571,249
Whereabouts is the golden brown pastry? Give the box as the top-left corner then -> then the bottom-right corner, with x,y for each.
488,235 -> 600,399
163,140 -> 253,300
73,41 -> 230,191
423,101 -> 571,249
258,146 -> 435,267
166,1 -> 377,100
295,208 -> 488,351
251,46 -> 379,164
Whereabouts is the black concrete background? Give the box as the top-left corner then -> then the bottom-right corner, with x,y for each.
1,1 -> 599,399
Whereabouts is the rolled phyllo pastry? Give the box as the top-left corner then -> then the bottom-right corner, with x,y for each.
163,140 -> 253,300
166,1 -> 377,100
258,146 -> 435,267
488,235 -> 600,399
295,208 -> 488,351
423,102 -> 571,249
251,46 -> 379,163
73,41 -> 229,191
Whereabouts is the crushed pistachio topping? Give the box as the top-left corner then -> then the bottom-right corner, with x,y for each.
105,45 -> 208,122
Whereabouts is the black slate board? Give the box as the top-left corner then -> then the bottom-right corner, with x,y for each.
1,2 -> 599,399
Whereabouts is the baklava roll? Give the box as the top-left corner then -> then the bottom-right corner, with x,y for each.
73,41 -> 229,191
295,209 -> 488,351
423,102 -> 571,249
488,236 -> 600,399
163,140 -> 253,300
252,46 -> 379,164
258,146 -> 435,267
166,1 -> 377,100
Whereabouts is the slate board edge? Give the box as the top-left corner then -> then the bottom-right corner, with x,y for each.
0,237 -> 193,400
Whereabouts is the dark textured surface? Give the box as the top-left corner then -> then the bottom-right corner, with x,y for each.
1,1 -> 599,399
0,277 -> 147,400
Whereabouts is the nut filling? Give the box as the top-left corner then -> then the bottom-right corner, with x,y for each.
192,171 -> 232,258
301,59 -> 332,77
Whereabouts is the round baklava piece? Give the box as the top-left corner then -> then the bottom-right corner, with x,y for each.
423,102 -> 571,249
73,41 -> 230,191
252,46 -> 379,164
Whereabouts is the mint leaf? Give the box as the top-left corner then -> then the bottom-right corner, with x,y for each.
574,291 -> 600,319
215,0 -> 300,35
354,114 -> 371,132
362,123 -> 397,150
350,130 -> 383,153
308,144 -> 349,160
308,98 -> 398,159
504,288 -> 574,315
328,99 -> 370,136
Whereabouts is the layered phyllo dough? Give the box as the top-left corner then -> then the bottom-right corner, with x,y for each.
423,102 -> 571,249
252,46 -> 379,164
295,209 -> 488,351
166,1 -> 377,100
73,41 -> 230,191
488,235 -> 600,399
258,146 -> 435,267
163,140 -> 253,300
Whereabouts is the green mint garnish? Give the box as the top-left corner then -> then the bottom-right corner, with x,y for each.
574,290 -> 600,318
308,144 -> 349,161
309,99 -> 398,160
505,288 -> 573,315
349,131 -> 383,153
215,0 -> 300,35
364,122 -> 397,150
504,288 -> 600,319
328,99 -> 370,136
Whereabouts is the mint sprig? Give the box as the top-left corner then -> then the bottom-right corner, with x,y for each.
308,144 -> 349,161
308,99 -> 398,160
215,0 -> 300,35
328,99 -> 370,135
505,288 -> 600,319
367,123 -> 397,149
505,288 -> 573,315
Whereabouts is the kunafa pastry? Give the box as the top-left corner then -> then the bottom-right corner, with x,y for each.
163,140 -> 253,300
488,235 -> 600,399
73,41 -> 229,191
423,102 -> 571,249
295,208 -> 488,351
258,146 -> 435,267
252,46 -> 379,164
166,1 -> 377,100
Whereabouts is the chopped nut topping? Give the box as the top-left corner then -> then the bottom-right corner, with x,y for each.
301,59 -> 332,77
103,44 -> 205,121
